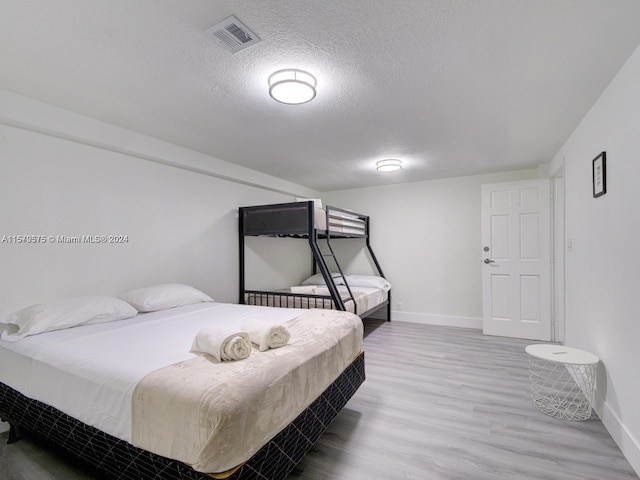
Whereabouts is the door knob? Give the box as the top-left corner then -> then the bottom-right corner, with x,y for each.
484,258 -> 495,264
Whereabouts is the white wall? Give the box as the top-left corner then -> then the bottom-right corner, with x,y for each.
0,91 -> 314,313
324,169 -> 537,327
550,43 -> 640,474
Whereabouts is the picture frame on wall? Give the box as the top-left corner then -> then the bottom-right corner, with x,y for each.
592,151 -> 606,198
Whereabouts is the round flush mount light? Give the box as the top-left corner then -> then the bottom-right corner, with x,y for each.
268,69 -> 317,105
376,159 -> 402,172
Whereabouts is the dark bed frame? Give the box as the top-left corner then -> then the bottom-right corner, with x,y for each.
1,352 -> 365,480
239,201 -> 391,321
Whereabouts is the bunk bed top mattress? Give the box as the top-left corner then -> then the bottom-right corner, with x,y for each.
314,207 -> 327,230
313,208 -> 366,235
0,302 -> 363,473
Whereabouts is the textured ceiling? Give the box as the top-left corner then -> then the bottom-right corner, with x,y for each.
2,1 -> 640,191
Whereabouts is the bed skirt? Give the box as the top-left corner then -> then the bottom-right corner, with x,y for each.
0,352 -> 365,480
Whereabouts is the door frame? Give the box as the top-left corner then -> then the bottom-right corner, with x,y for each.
551,168 -> 566,343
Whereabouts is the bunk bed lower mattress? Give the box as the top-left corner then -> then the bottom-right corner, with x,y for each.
0,303 -> 364,477
246,286 -> 387,316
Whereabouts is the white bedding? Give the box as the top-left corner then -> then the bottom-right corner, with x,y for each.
0,302 -> 302,442
317,285 -> 387,314
314,207 -> 327,230
313,207 -> 367,235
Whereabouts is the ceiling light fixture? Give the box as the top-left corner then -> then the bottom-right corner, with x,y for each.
268,69 -> 317,105
376,159 -> 402,172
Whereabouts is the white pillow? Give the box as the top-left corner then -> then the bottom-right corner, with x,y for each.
0,296 -> 137,342
296,197 -> 323,209
119,283 -> 213,312
343,275 -> 392,292
301,273 -> 345,286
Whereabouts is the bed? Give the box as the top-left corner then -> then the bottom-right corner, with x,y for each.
0,296 -> 365,480
239,201 -> 391,321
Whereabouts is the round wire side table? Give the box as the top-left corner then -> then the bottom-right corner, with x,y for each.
525,344 -> 599,421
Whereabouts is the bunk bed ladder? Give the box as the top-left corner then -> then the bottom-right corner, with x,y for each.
309,233 -> 347,311
321,238 -> 358,315
321,207 -> 358,314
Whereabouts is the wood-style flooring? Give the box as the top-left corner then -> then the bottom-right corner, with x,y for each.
1,320 -> 637,480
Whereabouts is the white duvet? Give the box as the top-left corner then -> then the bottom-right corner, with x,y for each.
0,302 -> 302,441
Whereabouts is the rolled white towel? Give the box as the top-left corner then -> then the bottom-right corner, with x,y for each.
191,326 -> 251,362
242,318 -> 291,352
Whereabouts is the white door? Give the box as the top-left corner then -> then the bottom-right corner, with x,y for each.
481,179 -> 551,340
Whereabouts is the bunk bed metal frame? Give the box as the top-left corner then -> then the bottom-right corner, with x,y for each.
238,201 -> 391,321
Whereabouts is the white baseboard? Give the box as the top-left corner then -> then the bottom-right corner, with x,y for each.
594,392 -> 640,476
0,420 -> 9,434
391,311 -> 482,329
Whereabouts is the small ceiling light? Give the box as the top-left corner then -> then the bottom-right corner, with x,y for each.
268,69 -> 317,105
376,159 -> 402,172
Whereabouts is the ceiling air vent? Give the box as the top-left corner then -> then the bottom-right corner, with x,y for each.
205,15 -> 261,54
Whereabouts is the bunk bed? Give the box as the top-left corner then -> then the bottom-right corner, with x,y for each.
239,201 -> 391,321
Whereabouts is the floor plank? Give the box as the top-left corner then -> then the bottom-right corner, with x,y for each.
290,320 -> 638,480
0,320 -> 637,480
